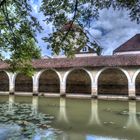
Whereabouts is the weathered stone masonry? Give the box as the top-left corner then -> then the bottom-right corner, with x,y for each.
0,58 -> 140,100
0,34 -> 140,99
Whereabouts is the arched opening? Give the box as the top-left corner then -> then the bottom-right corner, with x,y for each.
66,69 -> 91,94
136,73 -> 140,96
39,70 -> 60,93
15,73 -> 33,92
0,71 -> 9,91
98,68 -> 128,95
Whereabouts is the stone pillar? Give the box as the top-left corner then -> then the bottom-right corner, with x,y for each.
60,82 -> 66,96
7,72 -> 16,95
128,82 -> 136,99
32,72 -> 39,95
9,83 -> 15,95
91,83 -> 98,98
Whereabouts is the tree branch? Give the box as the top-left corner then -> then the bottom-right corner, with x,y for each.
61,0 -> 78,42
76,19 -> 102,55
0,0 -> 6,7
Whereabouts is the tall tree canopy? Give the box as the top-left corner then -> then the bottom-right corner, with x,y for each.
0,0 -> 140,75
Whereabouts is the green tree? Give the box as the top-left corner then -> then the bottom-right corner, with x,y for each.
0,0 -> 140,75
0,0 -> 41,76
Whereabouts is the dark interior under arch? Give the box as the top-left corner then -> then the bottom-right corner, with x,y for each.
66,69 -> 91,94
98,69 -> 128,95
39,70 -> 60,93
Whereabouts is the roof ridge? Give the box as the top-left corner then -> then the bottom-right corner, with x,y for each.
113,34 -> 140,54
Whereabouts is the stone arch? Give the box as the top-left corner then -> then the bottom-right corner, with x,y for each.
97,67 -> 129,95
134,69 -> 140,96
15,73 -> 33,92
0,71 -> 9,91
65,68 -> 92,94
63,68 -> 93,85
39,69 -> 60,93
95,67 -> 131,85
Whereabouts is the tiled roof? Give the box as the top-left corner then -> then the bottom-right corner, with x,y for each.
0,61 -> 9,69
113,34 -> 140,54
31,55 -> 140,68
61,21 -> 82,32
1,55 -> 140,70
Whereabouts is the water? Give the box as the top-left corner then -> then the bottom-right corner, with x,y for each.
1,95 -> 140,140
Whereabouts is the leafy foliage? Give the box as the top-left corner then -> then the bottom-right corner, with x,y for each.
43,22 -> 89,57
0,0 -> 140,75
0,0 -> 41,75
41,0 -> 140,56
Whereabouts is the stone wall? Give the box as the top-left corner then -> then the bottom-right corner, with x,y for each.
39,70 -> 60,93
0,71 -> 9,91
66,69 -> 91,94
136,74 -> 140,95
15,73 -> 33,92
98,69 -> 128,95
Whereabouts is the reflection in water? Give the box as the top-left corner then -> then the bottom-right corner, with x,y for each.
34,131 -> 70,140
0,124 -> 20,140
126,101 -> 140,130
32,96 -> 38,115
58,132 -> 69,140
57,98 -> 69,123
86,135 -> 122,140
1,96 -> 140,140
88,99 -> 101,126
8,95 -> 15,112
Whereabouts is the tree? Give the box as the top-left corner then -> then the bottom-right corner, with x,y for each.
0,0 -> 140,75
0,0 -> 41,76
41,0 -> 140,56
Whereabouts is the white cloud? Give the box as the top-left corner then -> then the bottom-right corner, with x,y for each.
91,8 -> 140,55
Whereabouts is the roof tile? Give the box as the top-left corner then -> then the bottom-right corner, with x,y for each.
113,34 -> 140,53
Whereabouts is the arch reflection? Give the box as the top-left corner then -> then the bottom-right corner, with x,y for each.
32,96 -> 38,115
126,101 -> 140,130
58,98 -> 69,123
8,95 -> 15,112
88,99 -> 101,126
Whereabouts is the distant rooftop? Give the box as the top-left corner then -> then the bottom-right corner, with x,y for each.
113,34 -> 140,55
61,21 -> 82,32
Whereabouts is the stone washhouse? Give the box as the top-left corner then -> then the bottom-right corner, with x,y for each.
0,34 -> 140,100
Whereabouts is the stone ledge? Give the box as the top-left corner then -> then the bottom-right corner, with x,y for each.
98,95 -> 128,101
14,92 -> 33,96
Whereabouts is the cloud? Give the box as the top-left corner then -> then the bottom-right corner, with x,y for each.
91,8 -> 140,55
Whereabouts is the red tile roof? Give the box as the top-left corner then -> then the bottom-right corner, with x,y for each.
0,61 -> 9,69
1,55 -> 140,70
113,34 -> 140,54
31,55 -> 140,68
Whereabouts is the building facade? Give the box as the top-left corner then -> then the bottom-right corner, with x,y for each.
0,34 -> 140,100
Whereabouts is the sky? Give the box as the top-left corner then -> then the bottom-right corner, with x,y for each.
31,0 -> 140,56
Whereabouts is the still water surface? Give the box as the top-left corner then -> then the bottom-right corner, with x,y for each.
0,95 -> 140,140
